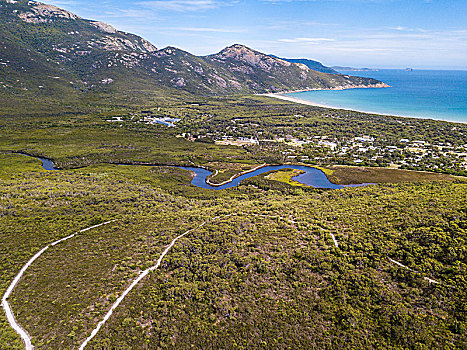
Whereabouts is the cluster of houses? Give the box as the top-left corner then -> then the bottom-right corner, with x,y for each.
108,111 -> 467,173
109,114 -> 181,127
209,130 -> 467,172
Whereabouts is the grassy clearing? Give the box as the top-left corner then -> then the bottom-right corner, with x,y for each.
322,165 -> 462,185
265,168 -> 307,187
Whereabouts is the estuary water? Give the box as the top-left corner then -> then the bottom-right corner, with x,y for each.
161,165 -> 370,190
27,154 -> 370,190
286,69 -> 467,123
179,165 -> 349,190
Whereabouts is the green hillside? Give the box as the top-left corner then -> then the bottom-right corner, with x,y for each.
271,55 -> 339,74
0,0 -> 388,98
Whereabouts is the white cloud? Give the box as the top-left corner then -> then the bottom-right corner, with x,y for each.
136,0 -> 225,12
169,27 -> 245,32
278,37 -> 335,43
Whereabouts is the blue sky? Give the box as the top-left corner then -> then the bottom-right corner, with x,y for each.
42,0 -> 467,69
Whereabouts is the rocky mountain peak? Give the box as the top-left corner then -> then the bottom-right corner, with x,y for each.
90,21 -> 117,34
17,1 -> 79,23
215,44 -> 292,68
153,46 -> 186,58
218,44 -> 261,62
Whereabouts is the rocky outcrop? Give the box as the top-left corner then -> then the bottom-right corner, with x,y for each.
18,2 -> 79,23
1,0 -> 390,96
91,36 -> 156,53
90,21 -> 117,34
212,44 -> 292,69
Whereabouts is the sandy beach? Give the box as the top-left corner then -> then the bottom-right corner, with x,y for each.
261,82 -> 466,124
261,93 -> 334,109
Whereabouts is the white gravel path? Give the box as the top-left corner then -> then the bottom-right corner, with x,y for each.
1,220 -> 116,350
388,257 -> 440,284
79,215 -> 237,349
329,233 -> 339,248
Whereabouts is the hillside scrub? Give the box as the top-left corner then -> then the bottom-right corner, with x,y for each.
1,154 -> 465,349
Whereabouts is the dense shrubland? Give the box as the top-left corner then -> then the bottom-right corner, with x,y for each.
88,182 -> 466,349
1,153 -> 465,349
1,81 -> 466,349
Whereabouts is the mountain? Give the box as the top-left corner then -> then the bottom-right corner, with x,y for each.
0,0 -> 388,97
204,45 -> 388,93
270,56 -> 338,74
0,0 -> 163,96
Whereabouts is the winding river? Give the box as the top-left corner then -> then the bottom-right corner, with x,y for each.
179,165 -> 370,190
27,154 -> 371,190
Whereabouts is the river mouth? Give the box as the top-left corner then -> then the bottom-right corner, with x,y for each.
20,153 -> 372,190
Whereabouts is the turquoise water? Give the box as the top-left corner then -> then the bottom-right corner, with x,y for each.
286,70 -> 467,123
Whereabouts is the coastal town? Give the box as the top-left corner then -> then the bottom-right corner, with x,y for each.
214,133 -> 467,174
123,107 -> 467,176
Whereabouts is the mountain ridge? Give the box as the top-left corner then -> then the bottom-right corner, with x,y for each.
0,0 -> 389,97
270,55 -> 338,74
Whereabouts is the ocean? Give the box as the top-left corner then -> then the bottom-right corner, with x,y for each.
285,69 -> 467,123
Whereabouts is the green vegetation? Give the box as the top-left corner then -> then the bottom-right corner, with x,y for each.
1,74 -> 465,349
265,168 -> 308,186
0,153 -> 207,348
1,153 -> 465,349
90,182 -> 467,349
322,165 -> 461,185
0,2 -> 466,348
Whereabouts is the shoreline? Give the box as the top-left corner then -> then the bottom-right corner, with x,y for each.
205,163 -> 268,187
263,92 -> 402,118
261,93 -> 333,109
261,92 -> 466,125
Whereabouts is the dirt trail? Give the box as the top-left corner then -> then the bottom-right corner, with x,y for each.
388,257 -> 440,284
78,216 -> 232,349
1,220 -> 116,350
